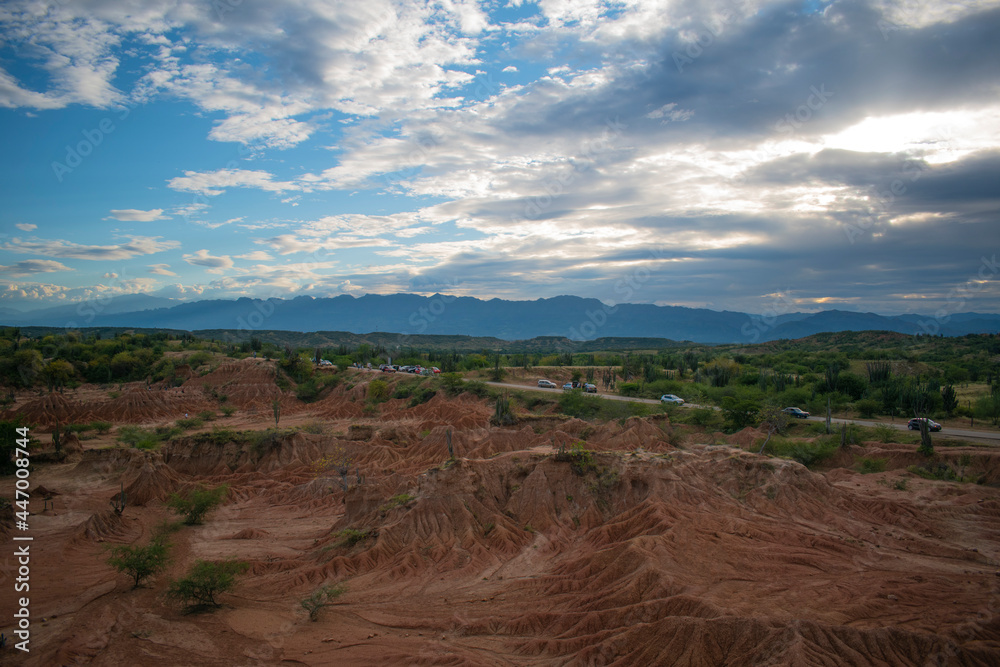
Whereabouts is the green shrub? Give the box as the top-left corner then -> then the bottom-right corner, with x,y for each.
220,405 -> 237,417
167,559 -> 248,609
336,528 -> 372,547
90,420 -> 113,434
378,494 -> 414,514
858,457 -> 889,474
301,583 -> 347,621
197,410 -> 216,421
873,423 -> 896,443
907,463 -> 956,481
116,425 -> 163,450
106,538 -> 170,588
367,379 -> 390,403
855,398 -> 881,419
175,417 -> 204,430
761,437 -> 838,467
167,484 -> 228,525
407,385 -> 437,407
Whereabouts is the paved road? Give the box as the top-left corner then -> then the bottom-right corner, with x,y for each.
485,380 -> 1000,444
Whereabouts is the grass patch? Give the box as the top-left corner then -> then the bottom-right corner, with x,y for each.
378,493 -> 414,515
336,528 -> 372,548
857,456 -> 889,474
760,436 -> 838,468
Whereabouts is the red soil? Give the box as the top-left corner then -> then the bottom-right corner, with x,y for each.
2,360 -> 999,665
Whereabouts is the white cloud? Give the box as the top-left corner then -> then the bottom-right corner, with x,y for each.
148,264 -> 178,276
183,249 -> 235,274
0,259 -> 73,277
235,251 -> 275,261
14,223 -> 37,232
167,169 -> 301,196
108,208 -> 170,222
502,65 -> 518,73
2,235 -> 179,260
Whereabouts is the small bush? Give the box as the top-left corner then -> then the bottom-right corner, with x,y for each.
90,420 -> 113,434
167,559 -> 248,609
167,484 -> 228,525
367,379 -> 390,403
301,583 -> 347,621
873,423 -> 896,443
858,457 -> 889,474
197,410 -> 216,421
378,493 -> 414,515
761,437 -> 838,468
220,405 -> 237,417
907,463 -> 956,481
107,538 -> 170,588
855,398 -> 881,419
336,528 -> 372,548
176,417 -> 204,430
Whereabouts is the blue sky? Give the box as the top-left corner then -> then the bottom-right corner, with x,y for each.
1,0 -> 999,316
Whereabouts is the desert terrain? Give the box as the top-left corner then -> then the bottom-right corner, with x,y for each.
3,358 -> 1000,666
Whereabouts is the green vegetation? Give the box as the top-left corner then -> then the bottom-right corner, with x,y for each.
106,537 -> 170,588
759,436 -> 838,468
378,493 -> 414,515
167,484 -> 228,525
301,583 -> 347,621
336,528 -> 372,547
857,457 -> 889,474
116,425 -> 182,450
167,559 -> 249,609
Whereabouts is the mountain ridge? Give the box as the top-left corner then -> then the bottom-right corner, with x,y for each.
2,293 -> 998,343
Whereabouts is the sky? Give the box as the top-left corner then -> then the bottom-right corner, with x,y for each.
1,0 -> 999,318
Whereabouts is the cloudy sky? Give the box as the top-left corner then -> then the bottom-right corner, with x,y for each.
1,0 -> 999,316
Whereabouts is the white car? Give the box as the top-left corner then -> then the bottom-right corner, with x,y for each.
538,379 -> 557,388
660,394 -> 685,404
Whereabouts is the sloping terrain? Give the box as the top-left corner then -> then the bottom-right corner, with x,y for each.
2,363 -> 999,666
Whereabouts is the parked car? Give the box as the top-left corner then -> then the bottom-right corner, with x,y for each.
908,418 -> 942,432
659,394 -> 685,404
431,367 -> 441,374
583,383 -> 597,393
381,366 -> 396,373
538,379 -> 557,388
782,407 -> 810,419
317,359 -> 334,367
562,382 -> 574,390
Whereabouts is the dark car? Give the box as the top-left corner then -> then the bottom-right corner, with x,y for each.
583,383 -> 597,393
782,407 -> 810,418
908,418 -> 942,432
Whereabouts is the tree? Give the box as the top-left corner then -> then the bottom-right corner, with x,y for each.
757,404 -> 790,454
722,397 -> 759,431
272,397 -> 281,426
107,538 -> 170,588
941,385 -> 959,415
167,559 -> 248,609
301,583 -> 347,621
41,359 -> 75,392
167,484 -> 228,525
916,417 -> 934,457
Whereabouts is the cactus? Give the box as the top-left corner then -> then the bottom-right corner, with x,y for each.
446,428 -> 454,459
111,481 -> 127,516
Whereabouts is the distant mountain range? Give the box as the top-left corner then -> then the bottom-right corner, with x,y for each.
2,293 -> 998,344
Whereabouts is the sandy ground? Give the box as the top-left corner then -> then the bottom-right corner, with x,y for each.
2,359 -> 1000,665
